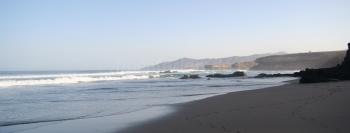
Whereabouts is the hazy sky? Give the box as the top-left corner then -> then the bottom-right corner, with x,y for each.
1,0 -> 349,70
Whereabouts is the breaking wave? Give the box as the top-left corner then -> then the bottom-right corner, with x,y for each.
0,71 -> 161,87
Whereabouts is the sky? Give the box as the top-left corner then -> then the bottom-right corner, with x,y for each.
0,0 -> 349,70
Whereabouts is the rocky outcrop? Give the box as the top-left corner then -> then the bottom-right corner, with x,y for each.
180,75 -> 201,79
296,43 -> 350,83
254,73 -> 296,78
160,70 -> 174,73
206,71 -> 245,78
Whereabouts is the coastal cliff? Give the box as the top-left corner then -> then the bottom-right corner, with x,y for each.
142,50 -> 346,71
251,51 -> 346,70
142,53 -> 284,70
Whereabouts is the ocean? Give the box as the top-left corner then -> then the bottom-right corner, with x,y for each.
0,70 -> 296,133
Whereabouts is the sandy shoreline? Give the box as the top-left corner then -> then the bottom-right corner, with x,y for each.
121,80 -> 350,133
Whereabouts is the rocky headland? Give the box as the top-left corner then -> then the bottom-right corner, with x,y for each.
296,43 -> 350,83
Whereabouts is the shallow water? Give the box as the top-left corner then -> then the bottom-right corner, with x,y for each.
0,70 -> 296,133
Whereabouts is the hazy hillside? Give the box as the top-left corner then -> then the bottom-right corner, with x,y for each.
251,50 -> 346,70
142,52 -> 285,70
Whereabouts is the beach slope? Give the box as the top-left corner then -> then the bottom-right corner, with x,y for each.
123,81 -> 350,133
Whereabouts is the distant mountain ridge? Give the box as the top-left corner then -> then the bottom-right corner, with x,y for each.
142,52 -> 286,70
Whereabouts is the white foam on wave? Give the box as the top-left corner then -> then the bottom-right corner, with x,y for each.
0,71 -> 161,88
0,69 -> 209,88
0,71 -> 159,80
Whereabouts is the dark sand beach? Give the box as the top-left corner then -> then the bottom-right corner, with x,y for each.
123,80 -> 350,133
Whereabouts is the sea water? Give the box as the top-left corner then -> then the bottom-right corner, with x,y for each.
0,70 -> 296,133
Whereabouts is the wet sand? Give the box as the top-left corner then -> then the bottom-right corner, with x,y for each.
122,80 -> 350,133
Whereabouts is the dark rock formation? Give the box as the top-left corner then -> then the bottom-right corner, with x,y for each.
206,71 -> 245,78
296,68 -> 339,83
340,43 -> 350,79
254,73 -> 296,78
180,75 -> 201,79
296,43 -> 350,83
160,70 -> 173,73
